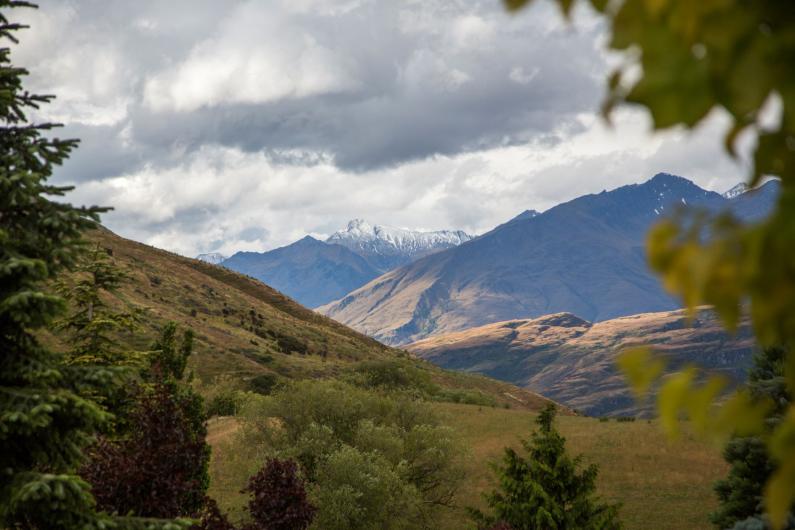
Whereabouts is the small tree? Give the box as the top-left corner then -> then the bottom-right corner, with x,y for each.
711,346 -> 794,529
241,458 -> 316,530
81,383 -> 209,518
472,404 -> 621,530
55,244 -> 140,366
148,321 -> 194,381
81,323 -> 210,518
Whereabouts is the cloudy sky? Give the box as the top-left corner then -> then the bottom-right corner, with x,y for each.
17,0 -> 752,257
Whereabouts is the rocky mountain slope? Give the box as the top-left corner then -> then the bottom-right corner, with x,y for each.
221,236 -> 382,308
319,174 -> 778,345
326,218 -> 473,273
220,220 -> 473,308
409,308 -> 755,416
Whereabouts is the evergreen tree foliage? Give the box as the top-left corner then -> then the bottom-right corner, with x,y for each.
241,458 -> 316,530
55,244 -> 140,366
0,2 -> 122,527
148,321 -> 193,382
712,346 -> 794,529
472,404 -> 621,530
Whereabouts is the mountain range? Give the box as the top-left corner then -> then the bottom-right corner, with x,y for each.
409,307 -> 755,416
215,221 -> 473,308
319,174 -> 779,345
327,219 -> 473,273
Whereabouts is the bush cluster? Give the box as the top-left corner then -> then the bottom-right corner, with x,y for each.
238,379 -> 464,529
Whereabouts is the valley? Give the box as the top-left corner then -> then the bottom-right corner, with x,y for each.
409,309 -> 755,416
207,403 -> 727,530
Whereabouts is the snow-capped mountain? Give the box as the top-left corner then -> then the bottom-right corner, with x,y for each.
326,219 -> 473,272
195,252 -> 227,265
319,173 -> 779,346
723,182 -> 749,199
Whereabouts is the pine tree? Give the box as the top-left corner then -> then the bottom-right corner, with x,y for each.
471,404 -> 622,530
0,4 -> 189,527
55,244 -> 140,366
711,346 -> 794,529
0,2 -> 117,527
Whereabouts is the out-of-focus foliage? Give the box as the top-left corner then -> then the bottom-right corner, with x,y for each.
237,379 -> 464,529
712,346 -> 793,529
470,404 -> 622,529
505,0 -> 795,525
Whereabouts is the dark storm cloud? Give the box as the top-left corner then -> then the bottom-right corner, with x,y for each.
17,0 -> 744,258
24,0 -> 606,177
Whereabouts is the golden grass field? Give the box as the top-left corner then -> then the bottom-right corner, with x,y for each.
207,402 -> 727,530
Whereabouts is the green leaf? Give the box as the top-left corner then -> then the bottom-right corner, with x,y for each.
657,367 -> 695,438
616,347 -> 665,397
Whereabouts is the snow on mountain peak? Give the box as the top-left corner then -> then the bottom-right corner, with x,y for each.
723,182 -> 749,199
327,220 -> 473,266
196,252 -> 227,265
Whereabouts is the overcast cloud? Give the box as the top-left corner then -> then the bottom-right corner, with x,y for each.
16,0 -> 749,256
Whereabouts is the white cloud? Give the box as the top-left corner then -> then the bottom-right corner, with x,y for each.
143,3 -> 358,112
509,66 -> 540,85
13,0 -> 750,259
64,105 -> 746,258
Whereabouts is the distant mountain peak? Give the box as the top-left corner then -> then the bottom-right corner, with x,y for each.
326,220 -> 473,272
648,172 -> 688,184
196,252 -> 226,265
723,182 -> 749,199
511,209 -> 540,222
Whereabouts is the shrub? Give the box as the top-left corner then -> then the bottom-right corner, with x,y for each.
192,498 -> 237,530
350,359 -> 434,393
312,446 -> 419,530
239,380 -> 464,527
276,335 -> 308,355
249,373 -> 279,395
207,393 -> 239,417
81,382 -> 210,518
242,458 -> 315,530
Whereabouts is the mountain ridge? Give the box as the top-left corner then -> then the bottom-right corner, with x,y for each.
319,174 -> 778,345
408,307 -> 756,416
219,220 -> 473,308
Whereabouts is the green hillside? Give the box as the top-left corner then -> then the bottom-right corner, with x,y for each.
69,227 -> 554,411
53,228 -> 727,530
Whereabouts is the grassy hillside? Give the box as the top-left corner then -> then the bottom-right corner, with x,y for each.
65,228 -> 729,530
410,309 -> 755,416
70,227 -> 554,410
207,403 -> 726,530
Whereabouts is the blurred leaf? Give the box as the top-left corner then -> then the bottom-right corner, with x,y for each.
617,347 -> 665,397
766,408 -> 795,529
503,0 -> 532,12
685,375 -> 726,434
657,367 -> 695,438
714,389 -> 771,438
766,466 -> 795,530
